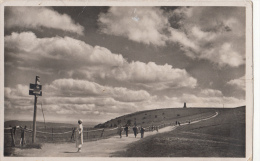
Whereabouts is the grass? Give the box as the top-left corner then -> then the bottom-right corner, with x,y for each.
111,107 -> 245,157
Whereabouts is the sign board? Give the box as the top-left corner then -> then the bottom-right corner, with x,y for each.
30,84 -> 42,90
29,89 -> 42,96
29,83 -> 42,96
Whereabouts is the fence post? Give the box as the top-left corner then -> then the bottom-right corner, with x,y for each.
52,128 -> 53,141
10,126 -> 15,147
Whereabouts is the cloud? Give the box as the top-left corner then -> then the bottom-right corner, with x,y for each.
5,84 -> 29,98
98,7 -> 245,67
227,76 -> 245,90
4,79 -> 147,118
169,7 -> 245,67
5,32 -> 197,90
5,7 -> 84,35
200,89 -> 223,97
45,78 -> 151,102
5,32 -> 125,68
98,7 -> 169,46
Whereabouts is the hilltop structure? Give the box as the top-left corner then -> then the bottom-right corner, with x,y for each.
183,102 -> 187,108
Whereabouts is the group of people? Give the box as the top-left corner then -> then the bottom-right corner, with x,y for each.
117,125 -> 148,138
8,125 -> 27,147
74,120 -> 150,153
10,119 -> 162,153
175,120 -> 191,126
147,125 -> 159,132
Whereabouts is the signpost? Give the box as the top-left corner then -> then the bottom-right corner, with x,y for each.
29,76 -> 42,143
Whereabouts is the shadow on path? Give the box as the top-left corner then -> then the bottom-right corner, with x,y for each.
63,151 -> 78,153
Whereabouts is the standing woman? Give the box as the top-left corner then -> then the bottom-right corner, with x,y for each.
76,119 -> 83,152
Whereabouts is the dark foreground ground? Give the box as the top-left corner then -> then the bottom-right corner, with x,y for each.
111,107 -> 245,157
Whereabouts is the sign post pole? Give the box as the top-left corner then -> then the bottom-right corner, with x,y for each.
29,76 -> 42,143
32,94 -> 37,143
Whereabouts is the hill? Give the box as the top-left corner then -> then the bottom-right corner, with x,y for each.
94,106 -> 241,128
111,106 -> 245,157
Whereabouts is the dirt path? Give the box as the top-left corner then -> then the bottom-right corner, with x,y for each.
13,112 -> 218,157
14,126 -> 175,157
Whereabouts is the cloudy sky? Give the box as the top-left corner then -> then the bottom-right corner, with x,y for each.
4,6 -> 246,124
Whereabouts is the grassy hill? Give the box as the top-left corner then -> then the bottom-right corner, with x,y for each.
111,106 -> 245,157
95,107 -> 228,128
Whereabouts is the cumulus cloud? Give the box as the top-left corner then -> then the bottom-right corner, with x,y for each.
5,7 -> 84,35
200,89 -> 223,97
5,32 -> 125,68
227,76 -> 245,90
45,78 -> 151,102
5,32 -> 197,90
5,84 -> 29,98
98,7 -> 169,46
4,81 -> 141,118
98,7 -> 245,67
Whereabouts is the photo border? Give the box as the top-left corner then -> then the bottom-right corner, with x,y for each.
0,0 -> 253,161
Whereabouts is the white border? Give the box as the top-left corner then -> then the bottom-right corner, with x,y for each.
0,1 -> 254,161
253,0 -> 260,161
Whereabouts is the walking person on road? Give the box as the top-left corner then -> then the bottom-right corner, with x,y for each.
133,125 -> 138,138
76,119 -> 83,153
118,125 -> 123,138
19,125 -> 27,147
125,124 -> 129,137
140,126 -> 145,138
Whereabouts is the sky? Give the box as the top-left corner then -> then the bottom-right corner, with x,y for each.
4,6 -> 246,124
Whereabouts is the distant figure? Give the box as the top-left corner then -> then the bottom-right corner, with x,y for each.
125,125 -> 129,137
71,128 -> 76,141
189,120 -> 191,124
178,121 -> 181,126
118,126 -> 123,138
133,126 -> 138,138
176,121 -> 178,125
156,126 -> 159,132
76,119 -> 83,152
20,126 -> 27,147
10,126 -> 15,147
140,126 -> 145,138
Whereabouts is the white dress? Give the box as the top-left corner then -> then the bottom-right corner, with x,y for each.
76,124 -> 83,148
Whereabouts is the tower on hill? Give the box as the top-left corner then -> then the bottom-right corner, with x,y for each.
183,102 -> 187,108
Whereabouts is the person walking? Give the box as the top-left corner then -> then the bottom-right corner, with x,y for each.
20,126 -> 26,147
76,119 -> 83,152
118,125 -> 123,138
133,126 -> 138,138
140,126 -> 145,138
125,125 -> 129,137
